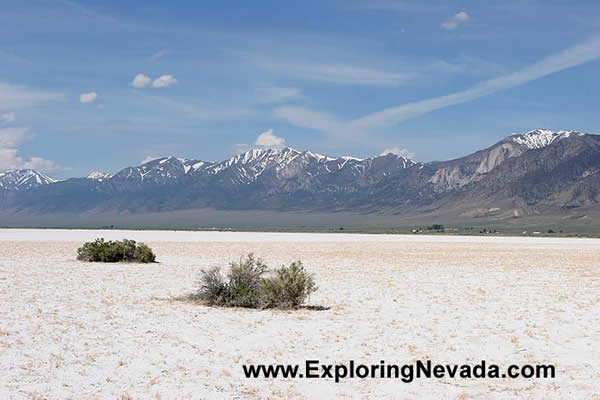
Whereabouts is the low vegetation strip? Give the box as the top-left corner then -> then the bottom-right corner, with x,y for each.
187,253 -> 318,309
76,238 -> 156,263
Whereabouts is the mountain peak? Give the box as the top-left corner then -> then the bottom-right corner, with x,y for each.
111,156 -> 212,185
0,169 -> 57,191
209,146 -> 301,179
510,129 -> 585,149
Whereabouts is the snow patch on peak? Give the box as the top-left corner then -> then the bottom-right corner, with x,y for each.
511,129 -> 582,149
395,155 -> 419,168
87,171 -> 112,181
158,157 -> 173,164
191,161 -> 207,170
341,156 -> 363,161
305,151 -> 336,162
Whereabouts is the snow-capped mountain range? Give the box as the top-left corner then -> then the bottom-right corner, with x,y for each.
0,169 -> 57,191
108,147 -> 419,187
1,129 -> 598,217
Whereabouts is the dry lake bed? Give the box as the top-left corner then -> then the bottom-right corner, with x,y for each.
0,229 -> 598,399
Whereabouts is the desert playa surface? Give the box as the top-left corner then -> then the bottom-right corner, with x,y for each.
1,229 -> 598,399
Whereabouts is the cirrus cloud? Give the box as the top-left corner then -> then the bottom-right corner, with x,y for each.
151,49 -> 169,60
255,87 -> 302,104
0,82 -> 63,110
275,35 -> 600,142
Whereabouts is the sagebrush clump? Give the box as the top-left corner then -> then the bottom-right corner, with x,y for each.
259,261 -> 317,308
191,253 -> 317,309
227,253 -> 268,307
76,238 -> 156,263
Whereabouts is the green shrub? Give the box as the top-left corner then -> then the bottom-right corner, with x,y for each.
76,238 -> 156,263
192,254 -> 317,309
259,261 -> 317,309
227,254 -> 268,307
134,243 -> 156,263
192,266 -> 228,305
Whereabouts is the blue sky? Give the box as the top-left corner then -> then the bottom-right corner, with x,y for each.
0,0 -> 599,178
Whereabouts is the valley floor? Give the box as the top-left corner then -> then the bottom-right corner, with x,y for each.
0,230 -> 598,398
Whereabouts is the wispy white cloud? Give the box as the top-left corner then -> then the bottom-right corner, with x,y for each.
275,36 -> 600,136
351,35 -> 600,130
0,82 -> 63,110
152,74 -> 177,88
255,87 -> 302,104
241,46 -> 501,88
274,106 -> 343,133
354,0 -> 444,13
131,73 -> 151,88
140,93 -> 254,121
441,11 -> 470,30
60,0 -> 145,32
0,112 -> 16,124
79,92 -> 97,104
380,147 -> 415,159
0,127 -> 61,171
151,49 -> 169,60
244,53 -> 413,87
428,56 -> 507,78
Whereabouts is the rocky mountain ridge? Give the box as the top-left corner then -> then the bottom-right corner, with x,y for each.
1,129 -> 598,219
